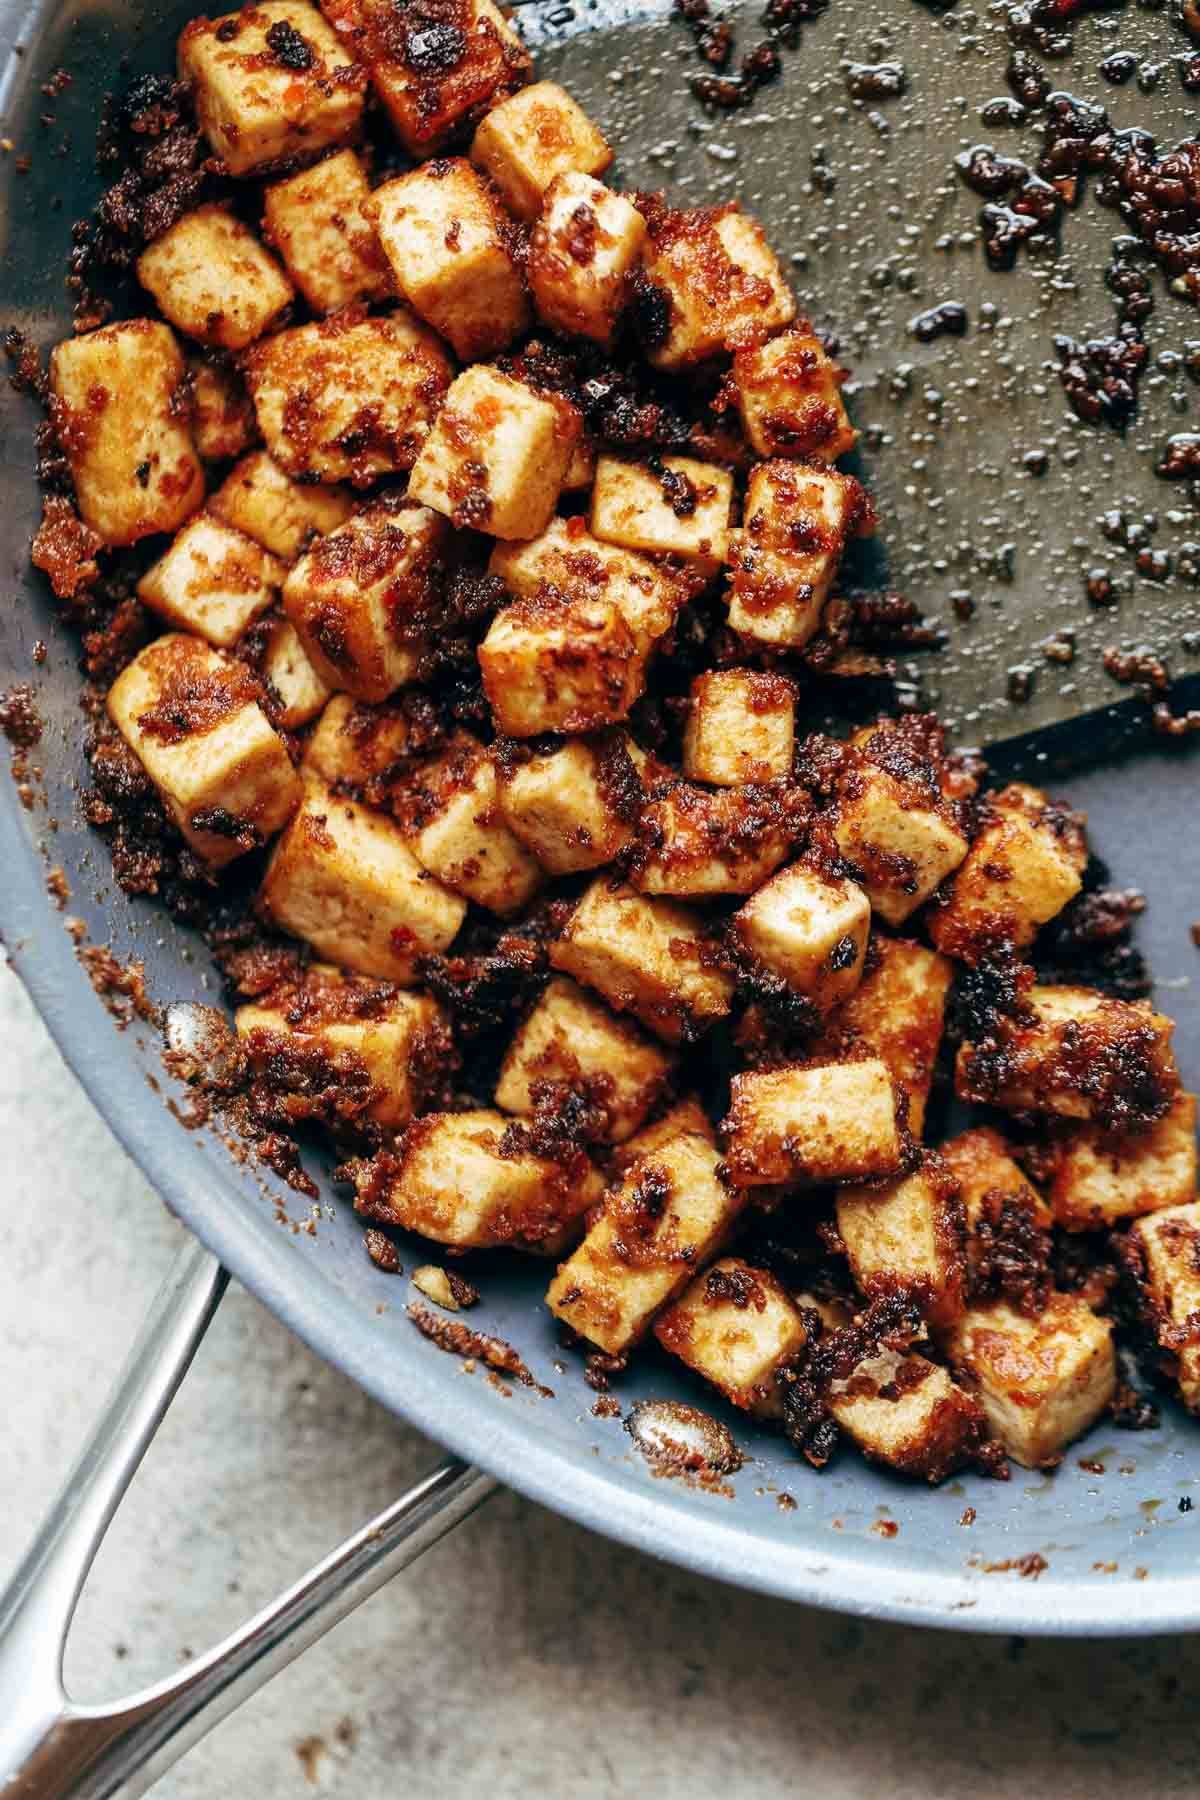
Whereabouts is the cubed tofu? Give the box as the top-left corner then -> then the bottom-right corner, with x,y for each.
408,365 -> 581,540
235,969 -> 449,1129
478,590 -> 644,735
943,1295 -> 1116,1468
136,513 -> 286,648
549,878 -> 734,1043
495,976 -> 675,1142
732,861 -> 871,1013
179,0 -> 366,176
836,1162 -> 965,1329
48,320 -> 204,548
633,780 -> 794,898
263,149 -> 391,313
259,778 -> 466,980
282,496 -> 445,701
259,615 -> 332,728
1129,1203 -> 1200,1413
488,515 -> 684,654
829,1348 -> 987,1483
546,1131 -> 743,1351
682,669 -> 795,787
245,312 -> 451,485
322,0 -> 529,157
590,454 -> 733,576
722,1060 -> 903,1188
939,1127 -> 1052,1297
528,173 -> 646,345
362,1109 -> 600,1250
833,724 -> 969,927
612,1095 -> 715,1171
371,159 -> 529,360
189,356 -> 257,461
401,737 -> 542,915
137,205 -> 293,350
808,936 -> 953,1139
655,1259 -> 809,1417
639,201 -> 795,370
956,984 -> 1179,1131
107,633 -> 300,868
1049,1091 -> 1198,1232
210,450 -> 354,559
732,327 -> 857,462
930,783 -> 1087,964
496,734 -> 645,873
726,462 -> 873,649
303,691 -> 414,792
470,80 -> 611,221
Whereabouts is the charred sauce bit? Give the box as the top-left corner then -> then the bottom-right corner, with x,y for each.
407,1301 -> 553,1396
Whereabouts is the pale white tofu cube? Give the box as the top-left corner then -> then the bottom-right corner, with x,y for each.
489,515 -> 684,653
496,734 -> 645,873
528,173 -> 646,345
633,780 -> 793,898
136,513 -> 286,648
259,616 -> 332,728
726,461 -> 873,649
1049,1092 -> 1197,1232
808,936 -> 953,1139
732,326 -> 857,462
1129,1203 -> 1200,1413
263,148 -> 391,313
833,721 -> 969,926
931,782 -> 1087,965
590,454 -> 733,576
722,1059 -> 902,1188
402,737 -> 542,916
469,80 -> 611,221
682,669 -> 795,787
836,1163 -> 965,1329
495,976 -> 674,1142
478,590 -> 644,735
639,200 -> 795,371
655,1259 -> 809,1417
829,1349 -> 987,1483
137,205 -> 293,350
210,449 -> 353,559
732,860 -> 871,1013
189,356 -> 257,461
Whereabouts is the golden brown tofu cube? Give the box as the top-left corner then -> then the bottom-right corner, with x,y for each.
189,356 -> 257,461
136,514 -> 286,648
282,496 -> 444,701
107,633 -> 300,868
732,327 -> 857,463
49,320 -> 204,548
1129,1203 -> 1200,1413
726,462 -> 873,649
808,936 -> 953,1139
496,734 -> 645,873
259,779 -> 466,980
836,1162 -> 965,1330
546,1131 -> 742,1351
930,783 -> 1087,964
732,860 -> 871,1013
259,616 -> 332,728
263,149 -> 391,313
1049,1091 -> 1197,1232
179,0 -> 365,176
528,173 -> 646,345
245,312 -> 451,485
489,515 -> 684,654
402,737 -> 542,916
944,1295 -> 1116,1469
303,691 -> 414,792
478,590 -> 644,736
655,1259 -> 808,1417
632,780 -> 793,898
829,1349 -> 987,1484
495,976 -> 674,1143
939,1127 -> 1052,1297
137,205 -> 293,350
722,1059 -> 903,1188
549,878 -> 734,1043
639,200 -> 795,371
681,669 -> 795,787
956,984 -> 1179,1131
470,80 -> 611,221
210,450 -> 353,559
833,723 -> 969,928
408,365 -> 581,540
612,1095 -> 715,1171
590,454 -> 733,576
371,159 -> 529,360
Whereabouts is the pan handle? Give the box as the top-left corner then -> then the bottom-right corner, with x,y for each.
0,1237 -> 497,1800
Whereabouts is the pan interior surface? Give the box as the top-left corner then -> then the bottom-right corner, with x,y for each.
2,0 -> 1200,1634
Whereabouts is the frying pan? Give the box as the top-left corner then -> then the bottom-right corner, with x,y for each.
3,0 -> 1200,1789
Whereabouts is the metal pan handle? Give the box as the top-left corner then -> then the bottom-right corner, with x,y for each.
0,1238 -> 497,1800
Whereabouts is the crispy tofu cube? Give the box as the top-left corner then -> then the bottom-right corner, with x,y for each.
49,320 -> 204,548
633,780 -> 793,898
136,514 -> 286,648
402,737 -> 542,915
549,878 -> 734,1043
259,778 -> 466,980
245,312 -> 451,485
479,590 -> 644,735
956,984 -> 1179,1131
833,726 -> 969,928
236,968 -> 449,1129
682,669 -> 795,787
726,462 -> 872,649
489,515 -> 683,653
107,633 -> 300,868
732,861 -> 871,1013
495,976 -> 674,1142
546,1131 -> 742,1351
371,159 -> 528,360
1129,1203 -> 1200,1413
829,1349 -> 987,1483
211,450 -> 353,560
732,327 -> 857,463
408,365 -> 581,540
260,616 -> 332,728
939,1127 -> 1052,1299
189,356 -> 257,461
179,0 -> 365,176
496,734 -> 645,873
590,454 -> 733,576
470,80 -> 611,221
723,1059 -> 902,1188
943,1295 -> 1116,1468
282,496 -> 444,701
836,1162 -> 965,1329
930,783 -> 1087,964
263,149 -> 391,313
655,1259 -> 809,1417
640,201 -> 795,370
613,1095 -> 715,1171
363,1109 -> 600,1251
528,173 -> 646,345
808,937 -> 953,1139
303,691 -> 413,792
137,205 -> 293,351
1049,1091 -> 1197,1232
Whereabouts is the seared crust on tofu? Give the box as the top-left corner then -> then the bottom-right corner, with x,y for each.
400,736 -> 542,915
632,779 -> 797,898
732,860 -> 871,1015
528,174 -> 646,346
1127,1203 -> 1200,1413
722,1060 -> 903,1188
488,515 -> 684,655
590,454 -> 733,576
727,461 -> 873,649
655,1258 -> 809,1416
681,669 -> 795,787
930,782 -> 1086,964
832,717 -> 969,927
263,149 -> 392,314
612,1096 -> 715,1170
638,197 -> 795,370
470,80 -> 611,220
210,449 -> 353,559
829,1348 -> 988,1484
136,205 -> 293,350
732,326 -> 857,463
836,1159 -> 966,1330
496,733 -> 645,873
479,589 -> 644,736
136,513 -> 285,648
807,936 -> 953,1139
302,691 -> 413,793
1049,1091 -> 1198,1231
259,616 -> 332,728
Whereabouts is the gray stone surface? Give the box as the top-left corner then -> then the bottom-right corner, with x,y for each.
4,962 -> 1200,1798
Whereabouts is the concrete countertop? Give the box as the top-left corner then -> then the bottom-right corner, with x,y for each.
3,964 -> 1199,1799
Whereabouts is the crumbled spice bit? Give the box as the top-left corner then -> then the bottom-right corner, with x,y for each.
407,1303 -> 552,1396
584,1349 -> 628,1391
365,1229 -> 403,1275
959,1506 -> 977,1526
0,684 -> 43,749
982,1552 -> 1048,1579
78,944 -> 155,1028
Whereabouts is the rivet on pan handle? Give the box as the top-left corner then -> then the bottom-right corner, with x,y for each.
0,1237 -> 498,1800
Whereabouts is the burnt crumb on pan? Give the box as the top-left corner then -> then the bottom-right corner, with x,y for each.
407,1302 -> 553,1396
78,943 -> 156,1027
980,1551 -> 1048,1579
365,1228 -> 403,1274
